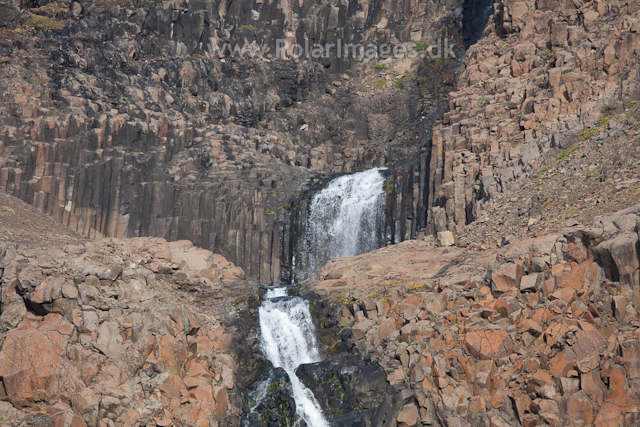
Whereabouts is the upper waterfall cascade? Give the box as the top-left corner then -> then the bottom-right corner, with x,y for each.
295,167 -> 387,280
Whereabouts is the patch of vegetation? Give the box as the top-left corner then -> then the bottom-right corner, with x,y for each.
413,42 -> 429,53
333,292 -> 361,307
365,290 -> 382,299
25,14 -> 66,30
601,104 -> 618,115
567,207 -> 580,218
578,127 -> 600,140
557,144 -> 580,162
578,111 -> 614,140
374,79 -> 387,87
2,206 -> 14,213
537,164 -> 554,176
174,200 -> 184,209
392,79 -> 405,90
374,63 -> 387,71
384,180 -> 394,195
32,1 -> 69,14
238,25 -> 256,31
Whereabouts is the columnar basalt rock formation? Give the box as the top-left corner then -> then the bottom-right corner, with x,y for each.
423,0 -> 640,236
0,0 -> 470,284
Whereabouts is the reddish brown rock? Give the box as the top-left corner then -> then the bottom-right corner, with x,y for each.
0,314 -> 73,407
464,330 -> 513,360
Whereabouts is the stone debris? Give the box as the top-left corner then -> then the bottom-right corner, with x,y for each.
0,237 -> 250,426
311,204 -> 640,427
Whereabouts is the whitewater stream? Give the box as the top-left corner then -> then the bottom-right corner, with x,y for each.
295,167 -> 387,281
250,168 -> 387,426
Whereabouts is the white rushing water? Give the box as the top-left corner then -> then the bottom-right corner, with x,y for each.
297,167 -> 387,279
258,288 -> 329,426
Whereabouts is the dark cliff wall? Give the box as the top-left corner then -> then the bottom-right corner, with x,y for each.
0,0 -> 470,284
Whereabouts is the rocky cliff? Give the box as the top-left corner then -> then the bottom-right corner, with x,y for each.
0,193 -> 252,425
423,0 -> 640,240
0,0 -> 478,284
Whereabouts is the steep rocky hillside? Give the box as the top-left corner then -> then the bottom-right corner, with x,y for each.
424,0 -> 640,241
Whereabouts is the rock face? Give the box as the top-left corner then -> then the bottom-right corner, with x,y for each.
308,204 -> 640,427
420,0 -> 640,239
0,236 -> 253,425
0,0 -> 472,284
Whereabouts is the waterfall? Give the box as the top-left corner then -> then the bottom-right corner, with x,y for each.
246,169 -> 388,424
257,288 -> 329,426
295,167 -> 387,280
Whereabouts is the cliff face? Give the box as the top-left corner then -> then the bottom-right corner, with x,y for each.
0,0 -> 469,284
423,0 -> 640,238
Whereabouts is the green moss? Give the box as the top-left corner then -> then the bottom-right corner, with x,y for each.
578,127 -> 599,140
32,1 -> 68,14
238,25 -> 256,31
384,180 -> 394,195
601,103 -> 618,116
537,164 -> 553,176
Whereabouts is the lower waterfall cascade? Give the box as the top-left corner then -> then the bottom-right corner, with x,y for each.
255,288 -> 329,426
294,167 -> 387,281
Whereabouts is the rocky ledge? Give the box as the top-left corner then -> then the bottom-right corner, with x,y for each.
306,204 -> 640,426
0,232 -> 254,426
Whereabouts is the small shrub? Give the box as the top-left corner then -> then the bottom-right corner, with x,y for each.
374,63 -> 387,71
374,79 -> 387,86
392,80 -> 405,90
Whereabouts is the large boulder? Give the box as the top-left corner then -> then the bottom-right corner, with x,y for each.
596,233 -> 640,287
0,314 -> 74,407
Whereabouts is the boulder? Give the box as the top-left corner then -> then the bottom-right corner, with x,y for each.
596,233 -> 640,287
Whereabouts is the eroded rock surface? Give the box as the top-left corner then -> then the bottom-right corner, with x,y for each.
308,204 -> 640,426
0,236 -> 253,426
